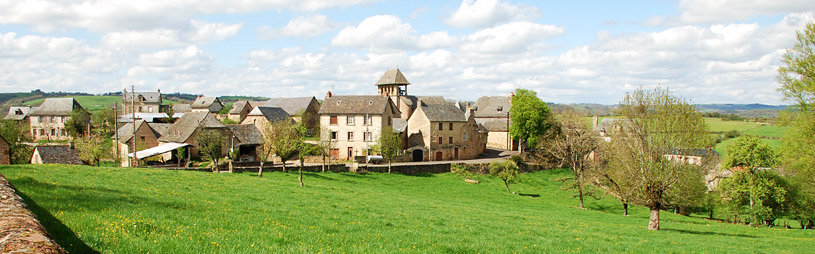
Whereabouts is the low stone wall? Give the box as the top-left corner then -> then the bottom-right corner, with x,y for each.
359,163 -> 452,175
0,173 -> 66,254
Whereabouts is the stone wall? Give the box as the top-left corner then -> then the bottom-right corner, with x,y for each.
0,138 -> 9,165
359,163 -> 451,175
0,173 -> 66,253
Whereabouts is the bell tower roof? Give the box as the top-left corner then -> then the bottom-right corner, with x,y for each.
375,68 -> 410,86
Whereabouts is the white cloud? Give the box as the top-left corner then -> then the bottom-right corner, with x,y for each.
461,21 -> 564,54
259,15 -> 339,38
445,0 -> 541,28
646,0 -> 815,25
331,15 -> 458,51
101,20 -> 242,49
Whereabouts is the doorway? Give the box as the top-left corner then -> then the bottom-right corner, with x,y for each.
412,149 -> 423,162
435,151 -> 443,161
454,148 -> 459,160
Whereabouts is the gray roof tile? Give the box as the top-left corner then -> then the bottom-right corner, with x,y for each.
33,145 -> 83,164
472,96 -> 511,118
30,98 -> 83,116
319,95 -> 398,115
264,97 -> 316,116
375,69 -> 410,86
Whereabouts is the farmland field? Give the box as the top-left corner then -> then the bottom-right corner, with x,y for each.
22,96 -> 183,113
0,165 -> 811,253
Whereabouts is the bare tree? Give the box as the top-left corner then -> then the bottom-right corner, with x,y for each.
603,88 -> 710,230
543,110 -> 600,209
317,126 -> 336,172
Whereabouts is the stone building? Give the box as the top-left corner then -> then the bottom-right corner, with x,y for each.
191,97 -> 223,114
264,97 -> 321,133
406,100 -> 487,161
472,95 -> 517,150
158,112 -> 230,160
227,101 -> 254,123
30,145 -> 83,165
240,106 -> 291,133
122,89 -> 165,114
29,98 -> 88,141
4,106 -> 34,123
114,120 -> 172,167
0,135 -> 8,165
319,95 -> 400,160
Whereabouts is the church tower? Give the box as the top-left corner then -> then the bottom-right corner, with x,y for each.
376,68 -> 409,96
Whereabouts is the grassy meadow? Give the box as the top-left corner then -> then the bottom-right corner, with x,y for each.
22,95 -> 182,113
1,165 -> 812,253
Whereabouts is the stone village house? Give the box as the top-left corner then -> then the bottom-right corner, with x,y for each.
191,97 -> 224,114
472,95 -> 517,151
122,89 -> 165,114
157,112 -> 231,161
227,101 -> 254,123
406,100 -> 488,161
319,94 -> 400,160
240,106 -> 291,132
114,120 -> 171,167
29,98 -> 88,141
30,145 -> 83,165
264,97 -> 321,133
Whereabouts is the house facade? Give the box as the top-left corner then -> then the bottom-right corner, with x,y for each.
122,89 -> 164,114
472,95 -> 517,150
227,101 -> 253,123
240,106 -> 291,133
29,98 -> 88,141
158,112 -> 231,160
406,101 -> 488,161
319,95 -> 400,160
115,120 -> 171,167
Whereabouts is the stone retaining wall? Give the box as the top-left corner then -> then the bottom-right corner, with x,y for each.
0,173 -> 66,254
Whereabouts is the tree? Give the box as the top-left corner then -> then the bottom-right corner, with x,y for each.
297,142 -> 317,187
543,109 -> 600,208
590,145 -> 636,216
93,107 -> 116,135
269,120 -> 301,173
603,87 -> 710,230
489,160 -> 520,193
377,127 -> 401,174
258,121 -> 275,177
176,146 -> 186,168
317,126 -> 336,172
509,88 -> 552,152
777,22 -> 815,229
198,129 -> 226,172
75,133 -> 110,166
66,109 -> 90,138
0,119 -> 33,164
720,135 -> 785,226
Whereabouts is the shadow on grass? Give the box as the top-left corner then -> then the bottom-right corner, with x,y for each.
587,203 -> 622,214
303,172 -> 336,181
15,191 -> 100,254
663,228 -> 757,238
517,193 -> 540,197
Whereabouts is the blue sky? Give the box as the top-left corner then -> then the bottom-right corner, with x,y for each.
1,0 -> 814,105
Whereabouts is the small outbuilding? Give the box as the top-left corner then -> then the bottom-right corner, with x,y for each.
30,145 -> 83,165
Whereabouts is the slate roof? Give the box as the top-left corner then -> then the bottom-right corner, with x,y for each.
227,125 -> 263,145
417,96 -> 451,106
115,121 -> 173,143
421,104 -> 467,122
375,69 -> 410,86
264,97 -> 315,116
172,103 -> 191,113
123,91 -> 161,103
4,106 -> 32,120
30,98 -> 83,116
159,112 -> 225,143
32,145 -> 83,164
319,95 -> 399,115
393,119 -> 408,133
248,106 -> 290,123
472,96 -> 511,118
191,97 -> 222,109
229,101 -> 251,114
475,118 -> 510,132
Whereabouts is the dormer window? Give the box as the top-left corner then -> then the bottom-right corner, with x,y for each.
497,107 -> 503,112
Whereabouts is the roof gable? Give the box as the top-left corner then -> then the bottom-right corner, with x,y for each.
264,97 -> 316,115
33,146 -> 83,164
319,95 -> 399,115
30,98 -> 83,116
123,91 -> 161,103
4,106 -> 32,120
191,97 -> 222,109
421,104 -> 466,122
228,101 -> 251,114
375,69 -> 410,86
472,96 -> 511,118
248,106 -> 290,122
159,112 -> 224,143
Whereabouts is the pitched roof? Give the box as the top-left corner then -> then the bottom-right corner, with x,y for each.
32,145 -> 83,164
159,112 -> 225,143
227,125 -> 263,145
30,98 -> 83,116
264,97 -> 316,116
172,103 -> 191,113
228,101 -> 251,114
375,69 -> 410,86
191,97 -> 221,109
393,118 -> 408,133
319,95 -> 399,115
472,96 -> 511,118
4,106 -> 32,120
417,96 -> 450,106
115,121 -> 173,143
248,106 -> 290,122
421,104 -> 467,122
123,91 -> 161,103
475,118 -> 510,132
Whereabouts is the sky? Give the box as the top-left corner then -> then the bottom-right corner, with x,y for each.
1,0 -> 814,105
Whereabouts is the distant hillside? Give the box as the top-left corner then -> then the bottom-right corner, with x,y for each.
550,103 -> 789,119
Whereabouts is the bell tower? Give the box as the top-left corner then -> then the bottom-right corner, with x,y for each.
376,68 -> 409,96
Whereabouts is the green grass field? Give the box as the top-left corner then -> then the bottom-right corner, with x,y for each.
0,165 -> 811,253
23,96 -> 182,113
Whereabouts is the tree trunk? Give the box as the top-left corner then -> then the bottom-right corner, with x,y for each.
623,203 -> 629,216
504,180 -> 511,193
709,209 -> 714,220
299,168 -> 304,187
258,161 -> 264,178
575,168 -> 584,209
648,208 -> 660,230
322,155 -> 325,172
282,162 -> 287,173
388,161 -> 392,174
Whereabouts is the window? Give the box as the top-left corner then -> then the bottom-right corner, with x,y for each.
140,136 -> 146,142
148,106 -> 153,113
331,131 -> 337,140
449,137 -> 453,144
497,106 -> 503,112
388,117 -> 392,126
347,116 -> 355,125
449,123 -> 453,130
364,132 -> 372,141
463,132 -> 467,141
438,136 -> 443,144
364,115 -> 372,125
438,123 -> 443,131
330,116 -> 338,125
347,132 -> 354,141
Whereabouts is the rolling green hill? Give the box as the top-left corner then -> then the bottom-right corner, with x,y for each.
21,95 -> 183,113
0,165 -> 811,253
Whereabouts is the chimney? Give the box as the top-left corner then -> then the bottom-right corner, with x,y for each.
157,88 -> 161,94
326,91 -> 333,98
509,92 -> 514,105
466,102 -> 471,111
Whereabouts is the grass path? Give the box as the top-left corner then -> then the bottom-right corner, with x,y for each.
1,165 -> 812,253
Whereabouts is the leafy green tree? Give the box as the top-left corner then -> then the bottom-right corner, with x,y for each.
720,170 -> 790,226
543,109 -> 600,208
489,160 -> 520,193
297,141 -> 317,187
0,119 -> 33,164
377,127 -> 401,174
75,133 -> 110,166
777,22 -> 815,229
93,107 -> 116,135
198,129 -> 225,172
176,146 -> 186,168
316,126 -> 336,172
603,87 -> 710,230
66,109 -> 90,138
509,88 -> 552,152
270,120 -> 302,173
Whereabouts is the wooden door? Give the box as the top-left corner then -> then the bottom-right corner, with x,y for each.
435,151 -> 443,161
347,147 -> 353,160
454,148 -> 459,160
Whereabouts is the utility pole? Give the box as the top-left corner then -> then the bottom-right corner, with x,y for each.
114,103 -> 120,166
131,85 -> 138,167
